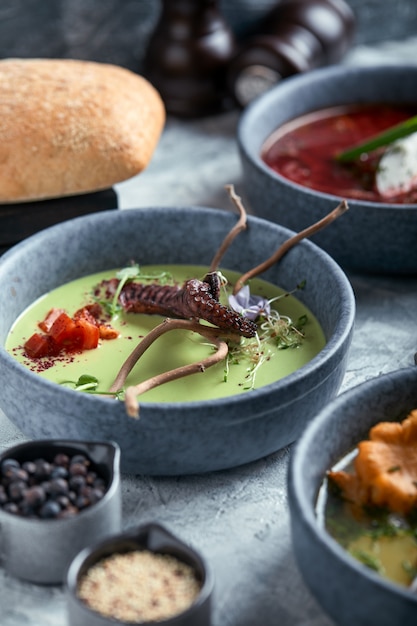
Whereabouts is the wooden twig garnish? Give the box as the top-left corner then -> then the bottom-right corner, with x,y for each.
233,200 -> 349,295
108,318 -> 232,418
209,184 -> 248,271
124,336 -> 228,418
105,189 -> 348,416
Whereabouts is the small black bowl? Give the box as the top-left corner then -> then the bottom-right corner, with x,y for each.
66,522 -> 213,626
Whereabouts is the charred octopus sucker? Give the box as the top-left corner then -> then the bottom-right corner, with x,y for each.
100,272 -> 257,338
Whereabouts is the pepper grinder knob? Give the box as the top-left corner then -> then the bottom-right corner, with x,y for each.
143,0 -> 237,117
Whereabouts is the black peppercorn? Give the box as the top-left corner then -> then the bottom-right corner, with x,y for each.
39,500 -> 61,519
8,480 -> 26,502
0,451 -> 107,520
51,465 -> 68,480
48,478 -> 69,497
54,453 -> 70,466
24,485 -> 46,507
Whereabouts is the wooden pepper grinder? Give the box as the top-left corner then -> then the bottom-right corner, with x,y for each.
227,0 -> 356,107
143,0 -> 237,117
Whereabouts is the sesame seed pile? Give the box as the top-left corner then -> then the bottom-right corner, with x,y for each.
77,549 -> 202,623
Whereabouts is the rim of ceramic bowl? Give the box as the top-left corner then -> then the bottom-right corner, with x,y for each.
0,206 -> 355,426
289,366 -> 417,606
238,63 -> 417,210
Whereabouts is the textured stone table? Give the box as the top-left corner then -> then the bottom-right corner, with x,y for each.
1,39 -> 417,626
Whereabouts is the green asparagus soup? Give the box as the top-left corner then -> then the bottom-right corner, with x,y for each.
6,265 -> 325,402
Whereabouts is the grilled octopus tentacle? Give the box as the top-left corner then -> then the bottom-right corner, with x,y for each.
100,272 -> 257,338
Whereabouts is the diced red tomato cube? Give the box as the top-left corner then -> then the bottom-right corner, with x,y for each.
24,333 -> 60,358
38,308 -> 65,333
72,307 -> 100,350
28,302 -> 108,358
48,312 -> 77,345
74,318 -> 100,350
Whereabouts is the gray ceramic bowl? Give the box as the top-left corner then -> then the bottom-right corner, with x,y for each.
0,206 -> 355,475
0,439 -> 121,584
288,366 -> 417,626
238,64 -> 417,274
66,522 -> 213,626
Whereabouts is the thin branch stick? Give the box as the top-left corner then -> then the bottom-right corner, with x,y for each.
233,200 -> 349,295
107,192 -> 347,417
209,184 -> 248,271
124,336 -> 229,418
108,317 -> 235,418
109,318 -> 178,393
109,318 -> 237,393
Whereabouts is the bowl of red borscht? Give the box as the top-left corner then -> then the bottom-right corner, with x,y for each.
238,64 -> 417,274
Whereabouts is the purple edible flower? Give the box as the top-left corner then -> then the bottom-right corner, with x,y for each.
228,285 -> 271,321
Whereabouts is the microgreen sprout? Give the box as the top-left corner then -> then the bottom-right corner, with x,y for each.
94,265 -> 173,319
216,270 -> 229,289
239,333 -> 271,390
110,265 -> 142,318
225,280 -> 308,389
60,374 -> 124,399
259,311 -> 307,350
60,374 -> 100,392
133,270 -> 172,284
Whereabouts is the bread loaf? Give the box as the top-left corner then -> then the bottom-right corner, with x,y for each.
0,58 -> 165,202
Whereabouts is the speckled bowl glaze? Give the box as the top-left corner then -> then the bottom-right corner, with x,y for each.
238,64 -> 417,274
0,206 -> 355,475
66,522 -> 213,626
0,439 -> 121,584
288,366 -> 417,626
